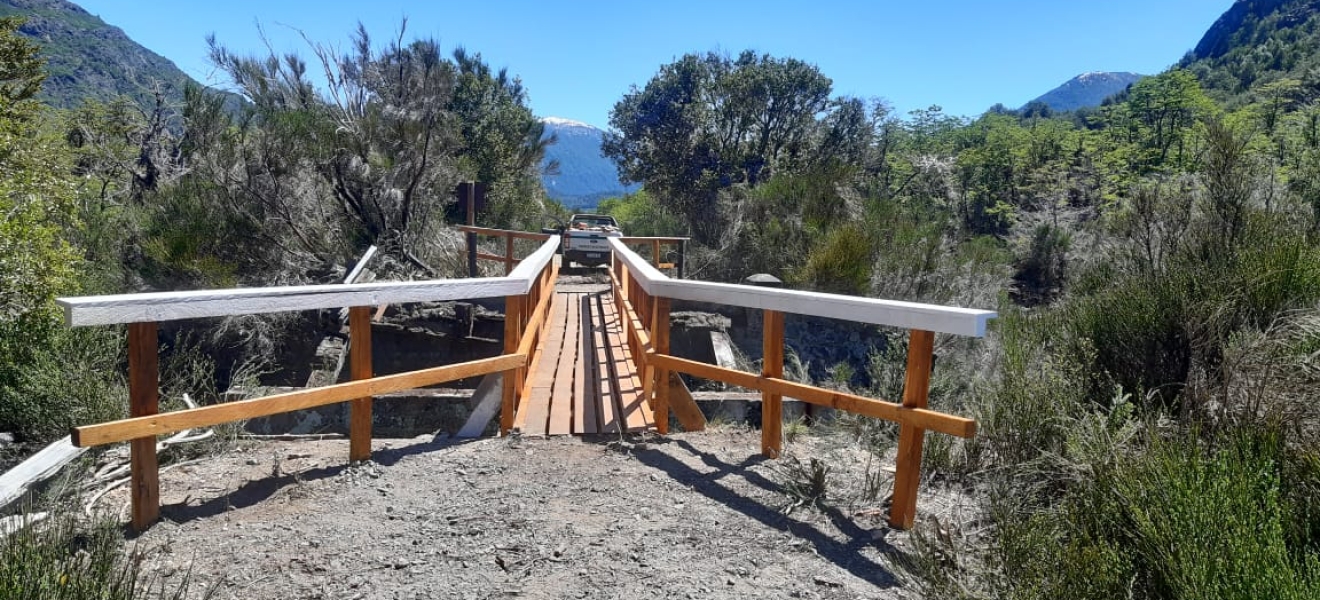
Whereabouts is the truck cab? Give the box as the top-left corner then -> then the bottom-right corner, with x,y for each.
562,213 -> 622,267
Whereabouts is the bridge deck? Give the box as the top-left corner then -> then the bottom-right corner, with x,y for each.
515,290 -> 653,436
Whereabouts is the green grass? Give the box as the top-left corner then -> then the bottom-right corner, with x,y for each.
1,503 -> 215,600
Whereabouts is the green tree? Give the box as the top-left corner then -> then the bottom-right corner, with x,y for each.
196,22 -> 550,277
602,51 -> 834,244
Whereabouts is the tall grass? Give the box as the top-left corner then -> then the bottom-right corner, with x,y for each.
1,502 -> 214,600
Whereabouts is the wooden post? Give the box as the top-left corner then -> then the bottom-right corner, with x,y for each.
348,307 -> 373,462
466,181 -> 476,226
651,239 -> 661,268
651,297 -> 671,434
676,239 -> 686,279
505,235 -> 515,275
889,329 -> 935,530
500,295 -> 524,435
762,310 -> 784,458
127,322 -> 159,532
466,232 -> 478,278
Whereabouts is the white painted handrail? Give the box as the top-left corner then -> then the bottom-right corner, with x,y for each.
59,236 -> 561,327
609,238 -> 996,337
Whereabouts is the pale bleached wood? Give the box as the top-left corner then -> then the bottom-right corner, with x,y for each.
73,355 -> 524,447
59,238 -> 561,327
608,238 -> 996,337
343,245 -> 378,285
648,353 -> 975,439
61,278 -> 526,327
711,331 -> 739,370
506,237 -> 560,286
456,373 -> 504,438
0,436 -> 86,511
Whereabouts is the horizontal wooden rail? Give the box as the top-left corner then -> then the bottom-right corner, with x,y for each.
649,353 -> 975,438
457,225 -> 552,241
72,354 -> 525,447
608,238 -> 995,337
609,237 -> 990,529
617,237 -> 689,243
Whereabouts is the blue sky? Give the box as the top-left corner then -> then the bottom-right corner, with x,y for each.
75,1 -> 1233,129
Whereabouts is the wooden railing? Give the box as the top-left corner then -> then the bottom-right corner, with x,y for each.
608,237 -> 995,530
57,236 -> 560,531
617,237 -> 687,278
457,225 -> 552,276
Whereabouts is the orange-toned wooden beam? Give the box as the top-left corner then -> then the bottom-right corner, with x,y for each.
650,297 -> 671,434
646,353 -> 974,439
762,310 -> 784,458
500,296 -> 525,435
889,329 -> 935,530
127,322 -> 159,531
348,306 -> 373,462
73,354 -> 524,448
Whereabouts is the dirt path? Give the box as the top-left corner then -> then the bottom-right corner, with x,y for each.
116,429 -> 948,600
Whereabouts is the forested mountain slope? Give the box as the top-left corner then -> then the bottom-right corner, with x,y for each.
0,0 -> 194,108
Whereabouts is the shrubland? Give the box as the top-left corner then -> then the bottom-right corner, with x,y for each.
3,4 -> 1320,598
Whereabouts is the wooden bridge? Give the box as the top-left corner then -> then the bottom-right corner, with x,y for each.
57,230 -> 995,533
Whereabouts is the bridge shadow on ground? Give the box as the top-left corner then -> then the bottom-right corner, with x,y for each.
621,437 -> 900,589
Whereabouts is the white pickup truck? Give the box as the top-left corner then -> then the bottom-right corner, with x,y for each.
562,213 -> 622,267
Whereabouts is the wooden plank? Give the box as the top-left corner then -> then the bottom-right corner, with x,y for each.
348,306 -> 373,462
890,329 -> 935,530
60,278 -> 527,327
75,354 -> 524,447
0,436 -> 86,512
651,297 -> 671,435
513,341 -> 547,433
647,353 -> 975,439
505,236 -> 515,275
667,373 -> 706,432
343,245 -> 379,284
578,295 -> 600,434
457,225 -> 553,241
607,238 -> 996,337
520,295 -> 566,436
547,293 -> 578,435
762,310 -> 784,458
128,322 -> 159,531
60,238 -> 560,327
573,294 -> 596,434
711,331 -> 738,369
592,295 -> 620,433
500,296 -> 524,435
456,373 -> 504,438
604,298 -> 649,432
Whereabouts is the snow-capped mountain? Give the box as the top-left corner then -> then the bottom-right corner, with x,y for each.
1026,72 -> 1145,112
540,117 -> 639,209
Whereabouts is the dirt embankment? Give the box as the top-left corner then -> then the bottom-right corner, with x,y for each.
112,429 -> 960,600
